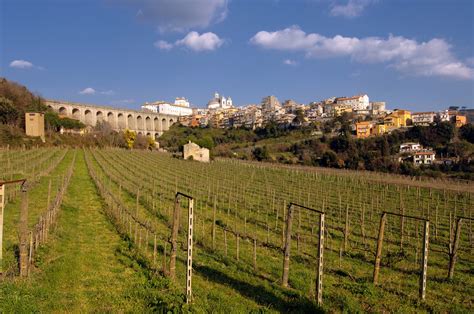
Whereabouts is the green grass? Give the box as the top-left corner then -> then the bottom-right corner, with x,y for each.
1,148 -> 473,313
0,150 -> 149,312
85,148 -> 474,313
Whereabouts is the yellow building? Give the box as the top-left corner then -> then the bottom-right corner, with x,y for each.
25,112 -> 45,142
355,121 -> 373,138
455,115 -> 467,128
333,104 -> 352,116
384,109 -> 411,129
372,124 -> 387,136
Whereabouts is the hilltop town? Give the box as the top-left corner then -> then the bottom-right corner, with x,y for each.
144,92 -> 471,136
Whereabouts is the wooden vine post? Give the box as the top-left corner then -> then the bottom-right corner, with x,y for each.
168,192 -> 194,304
19,184 -> 29,277
373,211 -> 430,301
0,179 -> 26,276
281,203 -> 294,288
448,216 -> 473,279
169,196 -> 180,279
373,212 -> 387,284
0,183 -> 4,275
282,202 -> 325,306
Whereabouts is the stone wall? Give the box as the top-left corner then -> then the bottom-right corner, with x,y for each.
183,141 -> 210,163
45,99 -> 176,139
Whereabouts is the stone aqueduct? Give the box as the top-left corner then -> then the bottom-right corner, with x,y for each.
45,100 -> 176,139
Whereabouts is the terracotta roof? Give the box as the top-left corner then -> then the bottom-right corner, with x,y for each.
336,94 -> 365,101
415,152 -> 435,156
412,112 -> 436,115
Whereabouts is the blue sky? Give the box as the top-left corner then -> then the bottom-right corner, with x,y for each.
1,0 -> 473,111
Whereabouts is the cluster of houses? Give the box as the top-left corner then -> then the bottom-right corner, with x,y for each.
140,92 -> 469,144
355,109 -> 467,139
398,142 -> 436,166
174,93 -> 382,129
161,93 -> 468,137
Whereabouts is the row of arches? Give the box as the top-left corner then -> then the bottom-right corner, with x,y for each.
55,106 -> 174,132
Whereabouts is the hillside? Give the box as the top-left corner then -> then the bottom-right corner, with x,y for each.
159,122 -> 474,180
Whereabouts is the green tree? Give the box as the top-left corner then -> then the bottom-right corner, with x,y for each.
252,146 -> 270,161
0,97 -> 19,125
459,124 -> 474,144
197,135 -> 215,149
320,150 -> 338,168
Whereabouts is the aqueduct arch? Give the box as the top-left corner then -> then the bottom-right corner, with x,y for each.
46,99 -> 175,139
85,110 -> 93,125
118,113 -> 126,129
96,111 -> 104,123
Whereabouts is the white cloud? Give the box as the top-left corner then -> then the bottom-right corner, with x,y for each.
79,88 -> 116,95
101,90 -> 115,96
250,26 -> 474,80
156,31 -> 224,52
283,59 -> 298,66
154,40 -> 174,50
251,26 -> 320,51
330,0 -> 376,18
116,0 -> 228,32
176,31 -> 223,51
10,60 -> 34,69
79,87 -> 96,95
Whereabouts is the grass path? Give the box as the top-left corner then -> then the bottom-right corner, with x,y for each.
1,150 -> 148,312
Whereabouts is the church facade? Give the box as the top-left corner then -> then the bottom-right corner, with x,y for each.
207,92 -> 233,110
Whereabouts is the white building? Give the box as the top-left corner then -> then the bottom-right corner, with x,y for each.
142,97 -> 193,116
438,110 -> 457,122
412,112 -> 436,126
414,151 -> 436,165
174,97 -> 190,107
400,142 -> 422,153
336,94 -> 370,111
208,92 -> 233,109
370,102 -> 386,116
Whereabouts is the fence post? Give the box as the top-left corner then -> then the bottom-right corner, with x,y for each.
316,213 -> 325,306
373,212 -> 387,284
448,218 -> 462,279
253,238 -> 257,271
28,231 -> 33,275
282,205 -> 294,287
212,197 -> 216,250
420,220 -> 429,300
186,198 -> 194,304
0,184 -> 4,275
153,234 -> 157,267
19,188 -> 29,277
344,205 -> 349,252
169,196 -> 180,280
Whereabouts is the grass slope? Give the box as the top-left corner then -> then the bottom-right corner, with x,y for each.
0,150 -> 148,312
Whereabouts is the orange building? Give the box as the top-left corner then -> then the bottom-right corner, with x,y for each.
355,121 -> 373,138
455,115 -> 467,128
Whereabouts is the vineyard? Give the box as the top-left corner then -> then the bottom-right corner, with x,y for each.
0,147 -> 473,312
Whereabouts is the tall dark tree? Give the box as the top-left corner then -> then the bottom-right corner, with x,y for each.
0,97 -> 19,125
